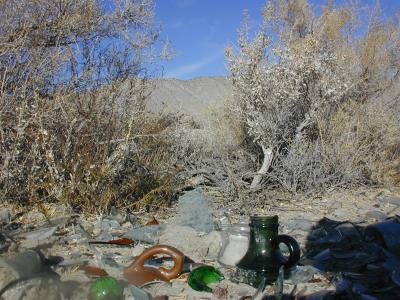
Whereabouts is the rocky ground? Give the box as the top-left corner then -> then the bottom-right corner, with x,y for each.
1,185 -> 400,299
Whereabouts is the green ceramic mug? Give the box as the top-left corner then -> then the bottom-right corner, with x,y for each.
235,215 -> 300,286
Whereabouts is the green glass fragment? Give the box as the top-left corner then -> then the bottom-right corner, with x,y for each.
88,276 -> 124,300
187,266 -> 224,292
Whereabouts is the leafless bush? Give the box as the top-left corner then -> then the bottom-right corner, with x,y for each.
0,0 -> 177,212
226,0 -> 400,192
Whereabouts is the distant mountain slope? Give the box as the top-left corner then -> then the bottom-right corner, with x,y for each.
147,76 -> 233,116
145,75 -> 400,121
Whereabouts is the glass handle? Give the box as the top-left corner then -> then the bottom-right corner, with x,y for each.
275,234 -> 300,269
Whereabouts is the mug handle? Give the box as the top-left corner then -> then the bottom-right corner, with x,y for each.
125,245 -> 185,280
275,234 -> 301,269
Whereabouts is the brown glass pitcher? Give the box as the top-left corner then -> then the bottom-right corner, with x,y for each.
123,244 -> 185,286
234,215 -> 300,287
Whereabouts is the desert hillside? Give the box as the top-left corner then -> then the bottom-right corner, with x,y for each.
147,76 -> 233,117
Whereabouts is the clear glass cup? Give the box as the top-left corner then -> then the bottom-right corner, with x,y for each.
218,222 -> 250,267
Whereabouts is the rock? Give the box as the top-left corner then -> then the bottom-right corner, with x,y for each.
0,208 -> 10,223
365,210 -> 388,221
0,233 -> 9,252
53,204 -> 73,215
19,226 -> 57,247
128,284 -> 151,300
286,219 -> 313,232
379,196 -> 400,206
332,208 -> 355,220
92,219 -> 122,241
105,206 -> 126,224
24,210 -> 46,224
186,175 -> 210,187
326,199 -> 342,210
174,189 -> 214,233
45,216 -> 71,228
0,277 -> 62,300
0,249 -> 55,278
124,225 -> 166,244
288,265 -> 321,284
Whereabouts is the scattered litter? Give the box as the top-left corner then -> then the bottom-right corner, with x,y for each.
88,276 -> 124,300
364,217 -> 400,253
146,217 -> 160,225
123,245 -> 185,286
79,265 -> 109,277
304,216 -> 400,298
187,265 -> 224,292
89,238 -> 135,246
218,223 -> 249,266
234,215 -> 300,287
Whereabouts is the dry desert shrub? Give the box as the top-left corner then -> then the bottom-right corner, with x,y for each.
226,0 -> 400,192
0,0 -> 178,213
270,101 -> 400,193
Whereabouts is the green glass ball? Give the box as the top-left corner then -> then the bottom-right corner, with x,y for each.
88,276 -> 124,300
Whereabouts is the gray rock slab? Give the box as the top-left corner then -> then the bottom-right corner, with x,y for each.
286,219 -> 313,232
19,226 -> 57,247
332,208 -> 356,220
365,210 -> 388,221
174,189 -> 214,233
0,249 -> 53,278
379,196 -> 400,206
0,208 -> 10,223
0,277 -> 62,300
124,225 -> 166,244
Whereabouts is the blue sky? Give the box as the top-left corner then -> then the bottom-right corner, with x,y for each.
154,0 -> 400,79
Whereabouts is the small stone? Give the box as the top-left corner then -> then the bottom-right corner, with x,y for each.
105,206 -> 125,224
0,208 -> 10,223
54,204 -> 73,215
286,219 -> 313,231
379,196 -> 400,206
24,210 -> 46,224
93,219 -> 122,240
365,210 -> 388,221
19,226 -> 57,247
0,277 -> 61,300
124,225 -> 166,244
333,208 -> 355,220
327,200 -> 342,210
288,265 -> 321,284
0,249 -> 54,278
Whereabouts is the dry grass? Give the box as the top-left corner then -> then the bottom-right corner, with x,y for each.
270,100 -> 400,193
0,82 -> 180,213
